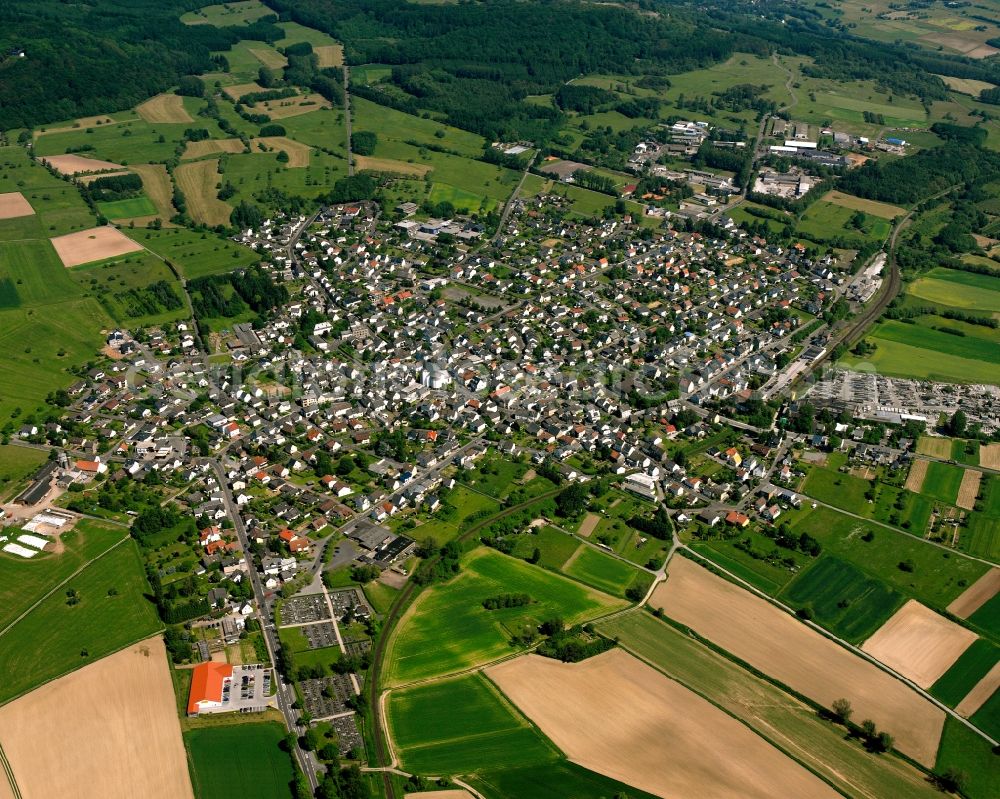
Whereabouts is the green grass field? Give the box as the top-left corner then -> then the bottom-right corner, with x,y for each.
185,722 -> 295,799
964,513 -> 1000,561
598,612 -> 945,799
353,96 -> 485,158
969,593 -> 1000,639
0,518 -> 128,630
797,201 -> 891,244
388,672 -> 558,774
510,525 -> 581,570
789,505 -> 988,610
472,761 -> 662,799
780,556 -> 904,642
0,539 -> 161,704
869,320 -> 1000,369
70,251 -> 188,326
907,271 -> 1000,313
921,460 -> 966,505
182,1 -> 272,26
930,638 -> 1000,706
96,196 -> 157,219
935,716 -> 999,799
841,335 -> 1000,383
125,227 -> 258,279
385,548 -> 625,685
34,118 -> 191,165
970,687 -> 1000,741
561,545 -> 649,599
0,443 -> 46,499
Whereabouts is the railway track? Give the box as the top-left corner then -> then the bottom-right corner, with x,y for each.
365,487 -> 563,799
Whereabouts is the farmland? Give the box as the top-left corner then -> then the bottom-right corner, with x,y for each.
185,722 -> 294,799
0,637 -> 192,799
125,227 -> 257,279
0,539 -> 161,704
930,638 -> 1000,707
560,545 -> 650,599
70,252 -> 188,327
387,673 -> 558,775
650,555 -> 946,765
921,460 -> 966,505
487,650 -> 841,799
0,443 -> 45,498
779,556 -> 903,643
384,548 -> 625,686
175,160 -> 232,227
936,717 -> 1000,799
599,612 -> 946,799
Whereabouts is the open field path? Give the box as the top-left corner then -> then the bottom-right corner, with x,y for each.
0,742 -> 21,799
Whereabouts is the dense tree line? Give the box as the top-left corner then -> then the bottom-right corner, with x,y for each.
0,1 -> 283,128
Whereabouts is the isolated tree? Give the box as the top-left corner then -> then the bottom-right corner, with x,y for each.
831,698 -> 853,724
947,409 -> 967,437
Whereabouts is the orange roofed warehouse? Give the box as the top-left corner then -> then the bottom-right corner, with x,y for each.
187,662 -> 233,716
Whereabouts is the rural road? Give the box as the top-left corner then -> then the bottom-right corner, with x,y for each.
344,65 -> 354,176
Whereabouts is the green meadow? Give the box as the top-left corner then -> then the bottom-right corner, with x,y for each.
0,539 -> 161,704
185,722 -> 295,799
125,226 -> 258,279
385,548 -> 625,685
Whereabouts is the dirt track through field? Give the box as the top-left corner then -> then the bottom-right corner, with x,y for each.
129,164 -> 177,222
904,458 -> 929,493
948,568 -> 1000,618
0,637 -> 193,799
40,154 -> 123,176
862,600 -> 976,689
175,159 -> 232,228
136,94 -> 193,124
955,661 -> 1000,717
651,557 -> 945,765
488,650 -> 841,799
956,469 -> 982,510
0,193 -> 34,220
50,226 -> 144,267
980,443 -> 1000,470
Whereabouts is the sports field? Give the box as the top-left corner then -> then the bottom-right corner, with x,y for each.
651,556 -> 946,765
385,548 -> 625,686
0,539 -> 161,704
0,637 -> 192,799
599,611 -> 946,799
185,722 -> 294,799
779,555 -> 903,642
488,650 -> 841,799
388,673 -> 558,775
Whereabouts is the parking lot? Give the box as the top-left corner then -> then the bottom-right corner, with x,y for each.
279,594 -> 330,625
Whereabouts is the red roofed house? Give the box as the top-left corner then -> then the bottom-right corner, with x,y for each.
75,459 -> 108,475
187,661 -> 234,715
725,511 -> 750,528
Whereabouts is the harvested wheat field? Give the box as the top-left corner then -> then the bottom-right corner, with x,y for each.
136,93 -> 193,124
0,192 -> 34,220
129,164 -> 177,222
0,637 -> 193,799
651,556 -> 945,765
76,170 -> 132,184
917,437 -> 952,459
182,138 -> 247,160
315,44 -> 345,68
821,190 -> 905,220
905,458 -> 929,493
488,650 -> 840,799
253,136 -> 311,167
41,154 -> 124,176
956,661 -> 1000,717
50,226 -> 144,267
956,469 -> 982,510
175,159 -> 232,228
223,81 -> 266,100
937,75 -> 996,95
980,443 -> 1000,470
252,93 -> 331,119
354,156 -> 431,177
948,568 -> 1000,618
250,47 -> 287,69
862,600 -> 976,689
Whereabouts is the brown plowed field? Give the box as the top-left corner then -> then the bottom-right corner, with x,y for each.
0,637 -> 193,799
487,650 -> 841,799
650,556 -> 945,765
947,568 -> 1000,618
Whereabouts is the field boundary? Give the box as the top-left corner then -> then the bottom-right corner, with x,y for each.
0,742 -> 21,799
677,548 -> 998,747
